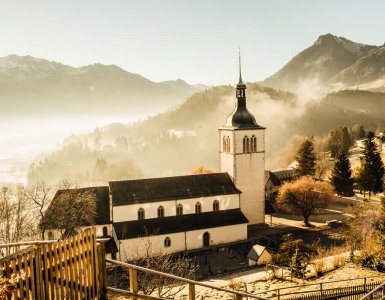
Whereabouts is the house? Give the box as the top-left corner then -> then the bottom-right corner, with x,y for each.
247,244 -> 272,266
45,63 -> 266,261
265,170 -> 281,201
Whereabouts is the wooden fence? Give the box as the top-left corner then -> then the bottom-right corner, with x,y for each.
0,228 -> 106,300
286,280 -> 384,300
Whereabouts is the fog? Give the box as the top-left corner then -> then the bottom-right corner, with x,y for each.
0,114 -> 148,183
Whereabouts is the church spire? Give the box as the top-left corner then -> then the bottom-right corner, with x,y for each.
238,47 -> 243,84
223,50 -> 262,129
236,47 -> 246,98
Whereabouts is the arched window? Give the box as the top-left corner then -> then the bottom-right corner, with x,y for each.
203,232 -> 210,247
195,202 -> 202,213
48,231 -> 54,240
213,200 -> 219,212
243,136 -> 250,153
176,204 -> 183,216
138,208 -> 145,220
251,135 -> 257,152
223,136 -> 231,153
226,136 -> 230,153
102,226 -> 108,236
158,206 -> 164,218
164,237 -> 171,248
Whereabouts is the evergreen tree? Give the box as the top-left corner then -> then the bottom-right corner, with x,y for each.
330,152 -> 354,196
295,138 -> 316,176
355,132 -> 385,198
290,247 -> 309,278
328,127 -> 351,157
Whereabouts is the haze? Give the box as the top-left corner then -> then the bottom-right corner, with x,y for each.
1,0 -> 385,85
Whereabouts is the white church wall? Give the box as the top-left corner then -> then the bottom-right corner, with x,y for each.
219,128 -> 265,224
113,201 -> 176,222
44,224 -> 112,240
185,224 -> 247,250
112,194 -> 240,223
118,232 -> 186,261
118,223 -> 247,261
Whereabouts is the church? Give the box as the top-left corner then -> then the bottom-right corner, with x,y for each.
45,64 -> 266,261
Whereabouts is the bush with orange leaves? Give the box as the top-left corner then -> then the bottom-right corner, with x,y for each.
276,176 -> 333,227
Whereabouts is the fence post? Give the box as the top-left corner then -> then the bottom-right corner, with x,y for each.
277,288 -> 280,300
97,242 -> 107,300
236,294 -> 242,300
364,277 -> 367,292
129,267 -> 138,300
188,283 -> 195,300
320,283 -> 323,299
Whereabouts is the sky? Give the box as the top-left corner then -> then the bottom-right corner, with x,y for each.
1,0 -> 385,85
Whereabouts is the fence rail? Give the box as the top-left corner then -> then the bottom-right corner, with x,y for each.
106,258 -> 269,300
0,228 -> 106,300
359,281 -> 385,300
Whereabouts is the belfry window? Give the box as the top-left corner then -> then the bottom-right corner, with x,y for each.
213,200 -> 219,211
138,208 -> 145,220
176,204 -> 183,216
251,135 -> 257,152
158,206 -> 164,218
243,136 -> 250,153
223,136 -> 230,153
195,202 -> 202,213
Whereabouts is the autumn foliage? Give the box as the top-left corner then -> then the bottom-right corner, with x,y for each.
276,176 -> 333,226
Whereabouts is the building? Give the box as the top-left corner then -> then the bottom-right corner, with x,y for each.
45,64 -> 266,261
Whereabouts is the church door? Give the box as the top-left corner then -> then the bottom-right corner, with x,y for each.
203,232 -> 210,247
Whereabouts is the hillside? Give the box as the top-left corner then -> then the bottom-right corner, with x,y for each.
262,34 -> 375,93
0,55 -> 205,116
330,46 -> 385,91
27,86 -> 385,186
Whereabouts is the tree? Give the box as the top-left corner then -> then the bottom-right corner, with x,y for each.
330,152 -> 354,196
40,188 -> 96,238
0,186 -> 36,255
191,165 -> 214,175
295,138 -> 316,177
25,181 -> 52,239
290,248 -> 309,278
350,124 -> 366,141
355,132 -> 385,198
276,176 -> 333,226
328,127 -> 351,157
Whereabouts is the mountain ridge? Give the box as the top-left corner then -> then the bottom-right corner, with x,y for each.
262,33 -> 383,92
0,55 -> 207,116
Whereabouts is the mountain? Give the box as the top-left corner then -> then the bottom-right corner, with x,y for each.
27,84 -> 385,186
330,45 -> 385,91
262,34 -> 376,93
0,55 -> 206,116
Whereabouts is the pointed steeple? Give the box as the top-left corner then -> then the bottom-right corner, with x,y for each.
236,48 -> 246,99
224,50 -> 263,129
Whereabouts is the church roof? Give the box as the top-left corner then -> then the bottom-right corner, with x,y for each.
109,173 -> 241,206
113,209 -> 248,239
224,104 -> 264,129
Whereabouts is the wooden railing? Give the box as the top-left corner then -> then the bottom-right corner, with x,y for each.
256,275 -> 385,300
0,228 -> 106,300
106,258 -> 269,300
359,281 -> 385,300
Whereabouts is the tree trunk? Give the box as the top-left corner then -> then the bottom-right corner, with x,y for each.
303,215 -> 311,227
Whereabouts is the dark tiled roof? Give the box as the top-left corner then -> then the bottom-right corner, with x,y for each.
265,171 -> 281,186
113,209 -> 248,239
109,173 -> 241,206
48,186 -> 110,226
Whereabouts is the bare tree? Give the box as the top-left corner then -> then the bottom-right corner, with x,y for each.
0,186 -> 36,256
25,181 -> 52,239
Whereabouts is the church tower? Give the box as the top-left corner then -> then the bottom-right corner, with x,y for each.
219,53 -> 266,224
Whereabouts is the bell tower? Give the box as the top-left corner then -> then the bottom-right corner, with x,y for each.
218,51 -> 266,224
